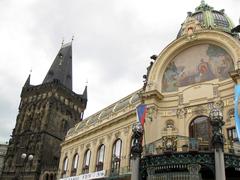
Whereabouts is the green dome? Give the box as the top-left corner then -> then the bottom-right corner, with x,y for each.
177,0 -> 235,38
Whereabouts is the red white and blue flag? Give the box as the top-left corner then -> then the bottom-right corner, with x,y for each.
136,104 -> 147,126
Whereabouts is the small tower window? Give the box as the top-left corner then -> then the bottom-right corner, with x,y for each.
59,53 -> 63,58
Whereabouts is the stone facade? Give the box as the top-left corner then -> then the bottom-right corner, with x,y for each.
58,2 -> 240,180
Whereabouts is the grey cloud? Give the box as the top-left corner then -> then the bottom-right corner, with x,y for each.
0,0 -> 240,141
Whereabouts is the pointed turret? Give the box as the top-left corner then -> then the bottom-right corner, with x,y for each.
43,42 -> 72,90
83,85 -> 88,101
24,74 -> 31,87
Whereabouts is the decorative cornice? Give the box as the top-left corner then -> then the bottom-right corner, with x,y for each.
142,89 -> 164,101
229,69 -> 240,84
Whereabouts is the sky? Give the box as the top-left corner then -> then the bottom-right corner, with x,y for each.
0,0 -> 239,142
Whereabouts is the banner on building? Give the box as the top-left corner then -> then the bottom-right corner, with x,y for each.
234,85 -> 240,141
60,170 -> 105,180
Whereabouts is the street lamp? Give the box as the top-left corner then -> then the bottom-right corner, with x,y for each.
209,108 -> 225,149
131,122 -> 144,180
131,123 -> 143,157
209,107 -> 225,180
21,153 -> 34,179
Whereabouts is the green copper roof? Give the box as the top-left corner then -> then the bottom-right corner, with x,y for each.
177,1 -> 235,38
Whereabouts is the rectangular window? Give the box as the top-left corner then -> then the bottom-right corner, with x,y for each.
227,127 -> 238,141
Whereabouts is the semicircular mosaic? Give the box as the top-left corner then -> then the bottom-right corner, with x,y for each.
162,44 -> 234,92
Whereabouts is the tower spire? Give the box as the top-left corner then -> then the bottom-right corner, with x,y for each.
24,73 -> 31,87
42,42 -> 72,90
83,85 -> 88,101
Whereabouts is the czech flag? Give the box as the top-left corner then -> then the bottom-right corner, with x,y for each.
136,104 -> 147,126
234,85 -> 240,141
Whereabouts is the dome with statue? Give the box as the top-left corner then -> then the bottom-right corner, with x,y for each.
177,0 -> 235,38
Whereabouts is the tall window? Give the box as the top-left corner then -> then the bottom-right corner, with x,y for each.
82,149 -> 91,174
62,157 -> 68,177
71,153 -> 79,176
96,144 -> 105,171
189,116 -> 211,150
111,139 -> 122,175
227,127 -> 238,141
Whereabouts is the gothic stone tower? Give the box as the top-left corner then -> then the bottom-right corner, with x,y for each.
1,42 -> 87,180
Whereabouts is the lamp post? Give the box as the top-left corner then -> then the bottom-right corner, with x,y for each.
21,153 -> 34,180
131,122 -> 143,180
209,108 -> 226,180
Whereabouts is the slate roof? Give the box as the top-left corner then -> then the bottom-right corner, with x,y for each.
43,42 -> 73,90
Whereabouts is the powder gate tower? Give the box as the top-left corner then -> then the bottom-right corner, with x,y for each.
1,42 -> 87,180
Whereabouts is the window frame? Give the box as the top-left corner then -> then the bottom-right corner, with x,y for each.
96,144 -> 105,171
111,139 -> 122,175
82,149 -> 91,174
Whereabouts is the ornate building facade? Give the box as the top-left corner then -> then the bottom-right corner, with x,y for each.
1,42 -> 87,180
58,1 -> 240,180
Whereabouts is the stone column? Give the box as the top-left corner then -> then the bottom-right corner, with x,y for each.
214,148 -> 225,180
209,108 -> 226,180
131,157 -> 140,180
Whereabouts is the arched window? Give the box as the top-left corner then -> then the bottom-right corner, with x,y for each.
50,174 -> 54,180
45,174 -> 49,180
189,116 -> 211,151
96,144 -> 105,171
111,139 -> 122,175
62,157 -> 68,177
71,153 -> 79,176
82,149 -> 91,174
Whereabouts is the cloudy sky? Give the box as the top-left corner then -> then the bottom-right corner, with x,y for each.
0,0 -> 239,142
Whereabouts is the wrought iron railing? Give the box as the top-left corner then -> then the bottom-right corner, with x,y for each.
143,135 -> 240,156
106,166 -> 131,178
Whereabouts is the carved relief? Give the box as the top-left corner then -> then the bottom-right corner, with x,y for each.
226,108 -> 234,122
99,138 -> 104,144
192,105 -> 207,115
86,144 -> 90,148
163,119 -> 176,132
146,106 -> 157,122
114,132 -> 120,138
180,17 -> 202,38
123,127 -> 129,135
214,100 -> 224,111
176,108 -> 187,119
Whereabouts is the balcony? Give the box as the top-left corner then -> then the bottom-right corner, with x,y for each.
140,135 -> 240,180
106,166 -> 131,180
143,135 -> 240,155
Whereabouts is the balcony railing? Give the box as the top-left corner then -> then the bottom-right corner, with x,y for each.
106,166 -> 131,178
143,135 -> 240,155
